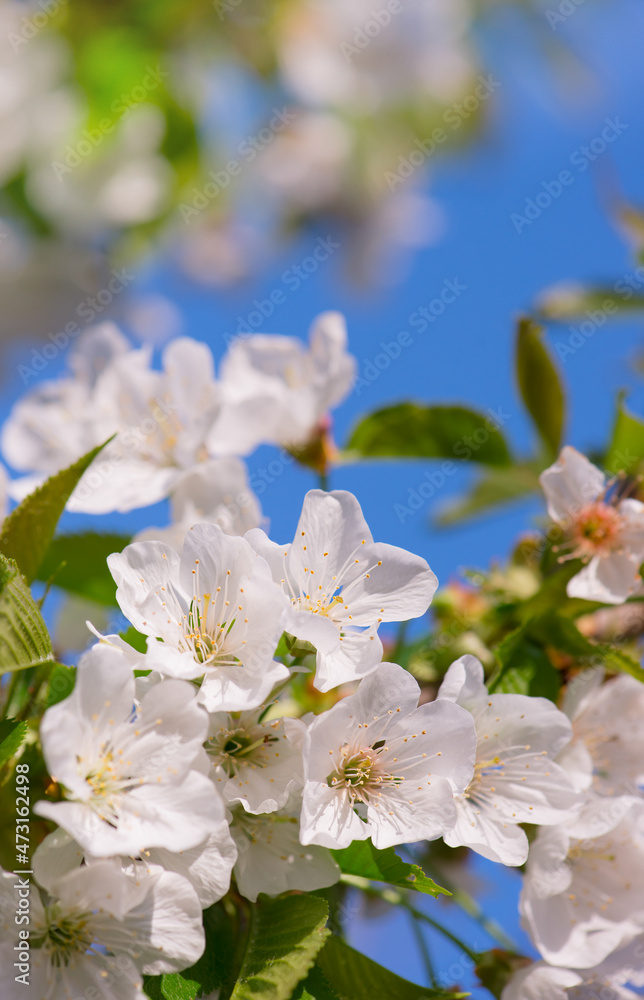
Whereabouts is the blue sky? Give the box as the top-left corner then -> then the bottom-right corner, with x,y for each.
2,0 -> 644,993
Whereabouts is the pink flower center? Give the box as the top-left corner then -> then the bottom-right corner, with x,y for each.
571,502 -> 623,559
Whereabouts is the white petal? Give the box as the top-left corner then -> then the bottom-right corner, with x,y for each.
299,782 -> 370,849
539,446 -> 605,523
437,655 -> 487,712
567,553 -> 641,604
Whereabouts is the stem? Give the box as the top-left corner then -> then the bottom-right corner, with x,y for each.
450,886 -> 518,953
407,910 -> 438,988
318,470 -> 330,491
343,878 -> 480,964
407,903 -> 480,963
412,849 -> 519,953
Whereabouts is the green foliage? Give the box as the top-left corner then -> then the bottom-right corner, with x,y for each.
515,317 -> 565,457
436,464 -> 540,525
316,936 -> 469,1000
489,609 -> 644,697
144,904 -> 237,1000
0,554 -> 54,673
0,719 -> 28,769
345,403 -> 512,466
605,393 -> 644,475
46,664 -> 77,707
0,440 -> 113,583
488,624 -> 561,700
332,840 -> 449,899
292,966 -> 343,1000
229,894 -> 330,1000
37,532 -> 130,605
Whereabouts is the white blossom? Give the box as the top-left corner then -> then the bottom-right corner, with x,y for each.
247,489 -> 437,691
32,821 -> 237,912
557,667 -> 644,801
3,325 -> 227,513
34,643 -> 223,857
108,522 -> 289,711
205,708 -> 305,813
135,457 -> 263,549
230,796 -> 340,901
212,312 -> 356,454
0,859 -> 205,1000
540,446 -> 644,604
300,661 -> 476,849
519,802 -> 644,968
142,824 -> 238,909
437,655 -> 580,866
502,940 -> 644,1000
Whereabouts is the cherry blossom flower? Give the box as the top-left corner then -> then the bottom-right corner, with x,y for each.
211,312 -> 356,454
540,446 -> 644,604
135,457 -> 263,549
34,643 -> 223,857
247,489 -> 437,691
205,708 -> 305,813
229,796 -> 341,901
502,941 -> 644,1000
108,522 -> 289,711
300,661 -> 476,849
0,859 -> 204,1000
520,802 -> 644,968
557,667 -> 644,802
3,324 -> 227,513
437,655 -> 580,866
33,821 -> 237,912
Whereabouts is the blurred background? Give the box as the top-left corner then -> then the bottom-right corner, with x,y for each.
2,0 -> 644,993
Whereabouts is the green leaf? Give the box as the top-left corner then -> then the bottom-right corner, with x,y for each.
536,283 -> 644,320
332,840 -> 449,899
435,465 -> 540,526
488,625 -> 561,700
595,645 -> 644,684
229,894 -> 330,1000
515,317 -> 565,457
605,394 -> 644,475
144,904 -> 236,1000
0,719 -> 28,769
316,936 -> 468,1000
46,664 -> 77,707
292,966 -> 343,1000
490,611 -> 644,694
0,554 -> 54,673
0,439 -> 113,583
37,532 -> 130,605
345,404 -> 512,466
120,627 -> 149,654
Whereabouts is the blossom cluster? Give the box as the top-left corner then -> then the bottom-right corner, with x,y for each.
1,321 -> 644,1000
